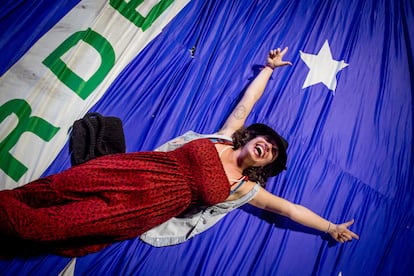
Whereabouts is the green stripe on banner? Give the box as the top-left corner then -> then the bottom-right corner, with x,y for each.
0,0 -> 190,189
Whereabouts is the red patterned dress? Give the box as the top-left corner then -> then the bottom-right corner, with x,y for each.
0,139 -> 230,257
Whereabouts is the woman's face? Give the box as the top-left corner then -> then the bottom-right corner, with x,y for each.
240,135 -> 279,167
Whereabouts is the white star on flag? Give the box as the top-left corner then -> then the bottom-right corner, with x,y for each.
300,40 -> 348,95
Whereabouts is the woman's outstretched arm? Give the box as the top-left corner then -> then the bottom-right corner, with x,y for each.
218,47 -> 292,136
249,186 -> 360,243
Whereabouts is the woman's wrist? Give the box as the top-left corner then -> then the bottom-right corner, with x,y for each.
265,63 -> 275,70
326,221 -> 337,234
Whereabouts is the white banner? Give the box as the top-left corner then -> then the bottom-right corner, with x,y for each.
0,0 -> 190,189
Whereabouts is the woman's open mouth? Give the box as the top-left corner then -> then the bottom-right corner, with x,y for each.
255,144 -> 266,158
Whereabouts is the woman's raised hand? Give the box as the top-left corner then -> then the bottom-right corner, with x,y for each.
266,47 -> 292,69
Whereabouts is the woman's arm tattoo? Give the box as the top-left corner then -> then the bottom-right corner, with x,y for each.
233,105 -> 247,120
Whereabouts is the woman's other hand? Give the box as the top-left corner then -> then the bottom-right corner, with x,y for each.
329,219 -> 360,243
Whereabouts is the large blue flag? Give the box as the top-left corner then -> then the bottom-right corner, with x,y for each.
0,0 -> 413,275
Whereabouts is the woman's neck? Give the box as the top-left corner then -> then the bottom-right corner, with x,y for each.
218,145 -> 247,177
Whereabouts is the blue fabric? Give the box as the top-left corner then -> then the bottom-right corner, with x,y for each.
0,0 -> 80,76
1,0 -> 413,275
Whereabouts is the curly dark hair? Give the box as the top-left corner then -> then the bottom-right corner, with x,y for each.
232,124 -> 288,187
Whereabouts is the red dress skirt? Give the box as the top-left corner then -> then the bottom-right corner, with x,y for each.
0,139 -> 230,257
